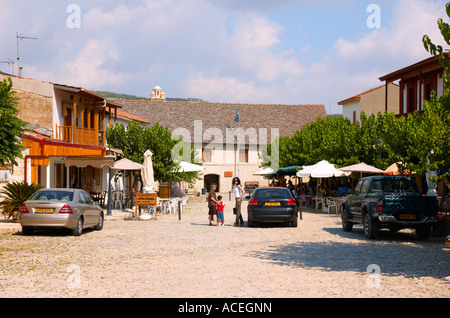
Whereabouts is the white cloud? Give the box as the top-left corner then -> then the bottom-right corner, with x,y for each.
26,38 -> 125,89
2,0 -> 448,114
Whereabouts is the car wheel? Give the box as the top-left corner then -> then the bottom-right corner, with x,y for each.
415,224 -> 431,240
248,219 -> 255,227
364,213 -> 378,239
94,212 -> 104,231
22,227 -> 33,235
342,209 -> 353,232
291,217 -> 298,228
72,217 -> 83,236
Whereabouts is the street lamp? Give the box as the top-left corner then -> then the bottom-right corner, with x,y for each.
377,137 -> 383,162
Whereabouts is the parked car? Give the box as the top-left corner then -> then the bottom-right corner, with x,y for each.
341,176 -> 438,239
247,187 -> 298,227
19,188 -> 104,236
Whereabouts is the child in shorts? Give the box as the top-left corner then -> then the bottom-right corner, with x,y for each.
216,195 -> 225,226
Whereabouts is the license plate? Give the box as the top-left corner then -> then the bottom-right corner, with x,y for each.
265,202 -> 281,206
400,214 -> 416,220
35,208 -> 53,213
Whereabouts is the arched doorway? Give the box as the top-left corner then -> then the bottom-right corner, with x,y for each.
204,174 -> 220,192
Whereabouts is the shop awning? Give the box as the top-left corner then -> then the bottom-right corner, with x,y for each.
65,157 -> 115,169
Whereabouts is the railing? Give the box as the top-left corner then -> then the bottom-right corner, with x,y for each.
55,125 -> 105,147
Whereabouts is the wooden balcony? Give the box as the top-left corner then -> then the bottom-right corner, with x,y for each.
55,125 -> 105,147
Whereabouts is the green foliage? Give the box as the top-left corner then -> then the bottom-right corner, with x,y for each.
106,122 -> 201,184
0,182 -> 43,219
422,2 -> 450,186
0,77 -> 28,166
272,113 -> 386,170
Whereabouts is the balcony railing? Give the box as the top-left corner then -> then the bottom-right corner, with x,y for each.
55,125 -> 105,147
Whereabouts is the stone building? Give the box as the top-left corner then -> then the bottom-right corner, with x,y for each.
120,85 -> 327,193
149,84 -> 166,101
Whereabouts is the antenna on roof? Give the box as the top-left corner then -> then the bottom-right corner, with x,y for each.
0,59 -> 14,75
16,32 -> 38,77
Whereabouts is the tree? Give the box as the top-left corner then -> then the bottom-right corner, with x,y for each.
422,2 -> 450,200
0,77 -> 28,166
106,122 -> 201,184
0,181 -> 43,219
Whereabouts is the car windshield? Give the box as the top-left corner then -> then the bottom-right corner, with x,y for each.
254,188 -> 292,200
29,190 -> 74,202
370,178 -> 419,194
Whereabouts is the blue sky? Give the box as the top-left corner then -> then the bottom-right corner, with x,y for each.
0,0 -> 448,114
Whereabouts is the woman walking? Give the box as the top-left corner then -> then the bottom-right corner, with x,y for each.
208,183 -> 219,226
232,177 -> 245,227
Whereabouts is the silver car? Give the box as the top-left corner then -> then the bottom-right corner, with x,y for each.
20,188 -> 104,236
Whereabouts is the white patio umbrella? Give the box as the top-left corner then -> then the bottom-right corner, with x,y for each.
253,167 -> 277,176
297,160 -> 349,178
338,162 -> 385,178
141,150 -> 155,193
112,158 -> 143,171
297,160 -> 349,198
174,161 -> 204,173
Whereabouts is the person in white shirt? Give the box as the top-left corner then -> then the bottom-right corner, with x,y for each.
232,177 -> 245,227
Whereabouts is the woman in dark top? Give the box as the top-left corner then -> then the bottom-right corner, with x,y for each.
208,183 -> 219,226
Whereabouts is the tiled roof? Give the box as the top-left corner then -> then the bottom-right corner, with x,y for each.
338,85 -> 386,105
119,100 -> 327,142
106,108 -> 151,124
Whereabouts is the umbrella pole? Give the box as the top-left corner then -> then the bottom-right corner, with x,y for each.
107,167 -> 112,216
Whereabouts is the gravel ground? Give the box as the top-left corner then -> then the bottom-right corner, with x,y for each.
0,201 -> 449,298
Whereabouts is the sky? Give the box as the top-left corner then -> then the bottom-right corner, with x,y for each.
0,0 -> 448,114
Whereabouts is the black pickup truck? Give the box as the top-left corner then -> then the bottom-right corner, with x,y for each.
341,176 -> 438,239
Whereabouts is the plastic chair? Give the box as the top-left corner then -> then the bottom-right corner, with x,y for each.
113,191 -> 123,210
326,197 -> 338,214
169,198 -> 181,214
315,197 -> 324,210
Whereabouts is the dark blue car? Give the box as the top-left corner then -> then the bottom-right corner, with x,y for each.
247,187 -> 298,227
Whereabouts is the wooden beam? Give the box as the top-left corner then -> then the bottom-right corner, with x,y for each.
102,106 -> 106,147
385,81 -> 388,113
73,95 -> 77,143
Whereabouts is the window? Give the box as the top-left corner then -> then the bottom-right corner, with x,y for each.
425,82 -> 435,101
354,180 -> 364,194
202,148 -> 212,163
360,180 -> 369,194
30,190 -> 74,201
407,86 -> 416,113
239,148 -> 249,163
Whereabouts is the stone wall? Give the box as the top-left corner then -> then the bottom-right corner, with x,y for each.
14,90 -> 53,131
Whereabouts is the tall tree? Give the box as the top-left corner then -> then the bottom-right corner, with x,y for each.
0,77 -> 27,167
106,122 -> 201,184
422,2 -> 450,192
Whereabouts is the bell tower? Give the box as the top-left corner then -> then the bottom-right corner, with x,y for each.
150,83 -> 166,101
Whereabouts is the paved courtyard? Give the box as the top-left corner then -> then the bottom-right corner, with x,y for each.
0,201 -> 448,298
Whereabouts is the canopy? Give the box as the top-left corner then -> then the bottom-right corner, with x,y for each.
385,163 -> 400,175
253,167 -> 277,176
112,158 -> 142,170
338,163 -> 385,177
141,150 -> 155,193
174,161 -> 203,173
297,160 -> 349,178
276,166 -> 302,176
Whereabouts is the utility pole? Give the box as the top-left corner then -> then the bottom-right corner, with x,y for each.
16,32 -> 37,77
